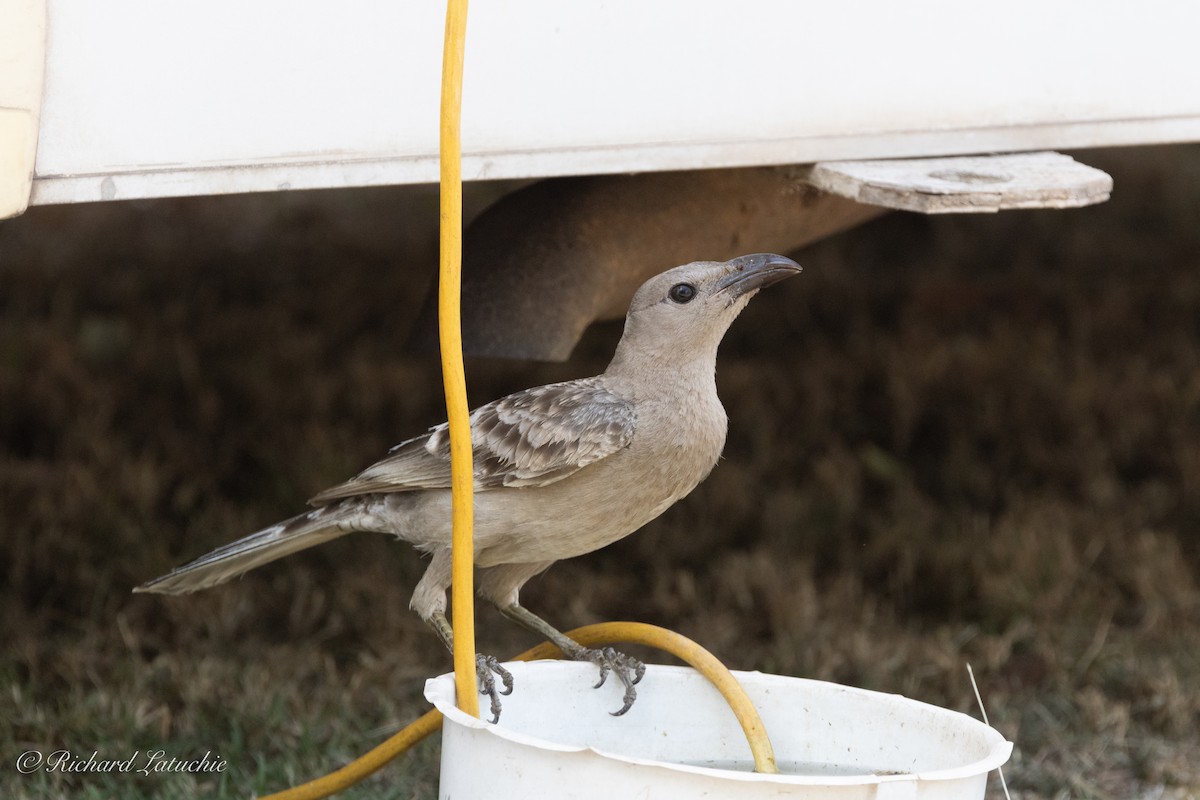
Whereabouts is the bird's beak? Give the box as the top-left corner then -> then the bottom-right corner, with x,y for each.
715,253 -> 803,299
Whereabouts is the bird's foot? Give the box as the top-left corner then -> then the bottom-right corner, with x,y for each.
577,646 -> 646,716
476,653 -> 514,723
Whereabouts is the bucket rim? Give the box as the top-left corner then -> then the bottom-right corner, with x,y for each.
426,660 -> 1013,787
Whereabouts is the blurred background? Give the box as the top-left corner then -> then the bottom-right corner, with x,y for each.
2,145 -> 1198,798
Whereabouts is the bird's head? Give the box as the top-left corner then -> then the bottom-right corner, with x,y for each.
608,253 -> 802,374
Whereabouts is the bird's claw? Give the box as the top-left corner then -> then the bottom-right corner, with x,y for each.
475,654 -> 514,723
580,646 -> 645,716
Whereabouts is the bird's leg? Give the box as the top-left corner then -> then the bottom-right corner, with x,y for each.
499,603 -> 645,716
428,611 -> 513,724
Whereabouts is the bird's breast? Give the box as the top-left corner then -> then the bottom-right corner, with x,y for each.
471,387 -> 727,566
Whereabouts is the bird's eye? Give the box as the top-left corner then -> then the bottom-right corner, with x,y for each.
668,283 -> 697,304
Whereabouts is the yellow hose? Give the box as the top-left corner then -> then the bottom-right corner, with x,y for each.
522,622 -> 779,775
437,0 -> 478,721
258,710 -> 443,800
261,3 -> 782,798
260,623 -> 778,799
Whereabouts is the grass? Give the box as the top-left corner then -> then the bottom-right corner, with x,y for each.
3,146 -> 1200,798
4,644 -> 442,799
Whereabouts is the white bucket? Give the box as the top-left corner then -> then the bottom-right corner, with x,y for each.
428,661 -> 1012,799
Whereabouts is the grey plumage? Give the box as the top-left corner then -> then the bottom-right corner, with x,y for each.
137,253 -> 801,718
309,377 -> 636,501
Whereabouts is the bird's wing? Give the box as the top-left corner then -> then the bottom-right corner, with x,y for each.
307,378 -> 636,505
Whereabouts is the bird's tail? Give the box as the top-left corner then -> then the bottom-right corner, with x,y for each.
135,503 -> 357,595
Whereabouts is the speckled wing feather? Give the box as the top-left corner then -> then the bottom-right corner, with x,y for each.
307,378 -> 635,505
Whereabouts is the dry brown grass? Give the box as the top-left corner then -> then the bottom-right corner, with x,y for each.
2,147 -> 1199,798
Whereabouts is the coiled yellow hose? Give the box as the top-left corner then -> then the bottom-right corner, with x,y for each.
260,623 -> 777,799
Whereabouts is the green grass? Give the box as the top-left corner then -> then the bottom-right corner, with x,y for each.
3,638 -> 442,799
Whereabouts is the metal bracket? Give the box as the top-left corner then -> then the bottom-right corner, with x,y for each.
804,151 -> 1112,213
411,152 -> 1115,360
